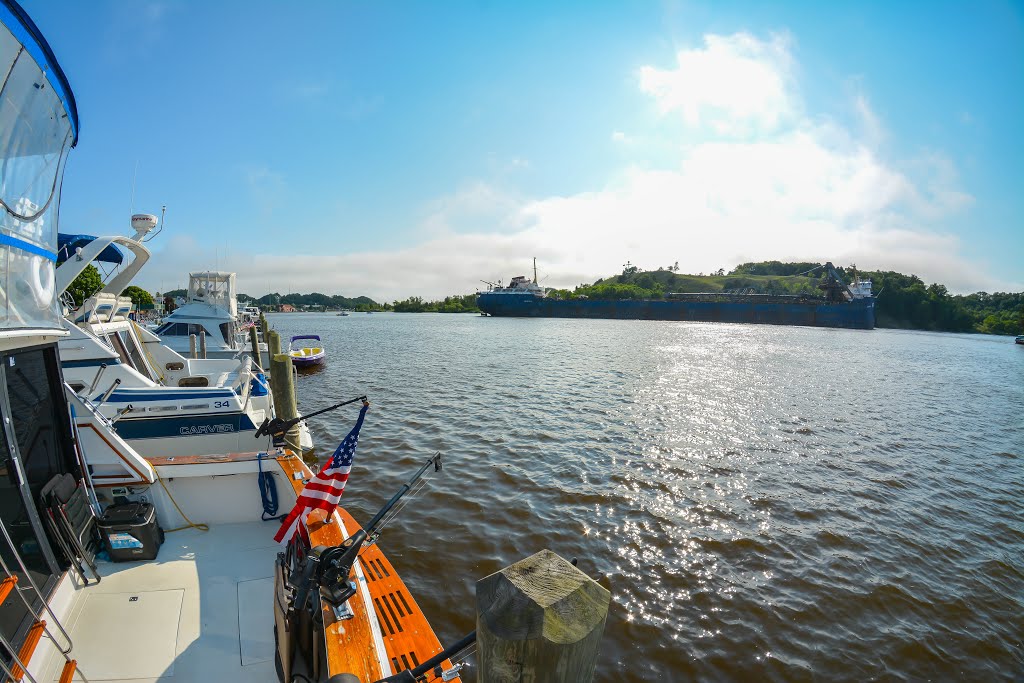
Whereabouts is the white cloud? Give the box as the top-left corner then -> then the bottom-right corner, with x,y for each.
638,32 -> 796,136
135,31 -> 1017,299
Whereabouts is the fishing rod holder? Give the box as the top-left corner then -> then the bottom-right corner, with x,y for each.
85,363 -> 108,396
110,404 -> 134,424
93,378 -> 121,411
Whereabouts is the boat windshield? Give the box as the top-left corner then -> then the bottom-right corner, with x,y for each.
0,3 -> 78,331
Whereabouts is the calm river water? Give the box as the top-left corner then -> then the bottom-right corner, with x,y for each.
268,313 -> 1023,681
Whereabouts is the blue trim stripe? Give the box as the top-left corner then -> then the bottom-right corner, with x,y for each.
109,390 -> 236,402
0,233 -> 57,261
113,412 -> 258,440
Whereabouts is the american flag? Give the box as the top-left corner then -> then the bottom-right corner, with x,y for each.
274,402 -> 369,544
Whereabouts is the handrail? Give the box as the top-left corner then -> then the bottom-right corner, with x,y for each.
0,518 -> 75,655
0,629 -> 40,683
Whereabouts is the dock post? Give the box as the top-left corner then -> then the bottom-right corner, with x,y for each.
267,329 -> 281,360
269,353 -> 301,452
198,331 -> 207,359
249,326 -> 262,371
476,549 -> 610,682
260,312 -> 269,339
189,334 -> 197,359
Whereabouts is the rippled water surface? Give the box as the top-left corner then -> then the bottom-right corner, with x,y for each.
269,313 -> 1023,681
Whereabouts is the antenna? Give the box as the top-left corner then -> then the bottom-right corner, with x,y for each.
129,160 -> 139,216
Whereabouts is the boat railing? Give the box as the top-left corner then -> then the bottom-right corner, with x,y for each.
0,515 -> 86,682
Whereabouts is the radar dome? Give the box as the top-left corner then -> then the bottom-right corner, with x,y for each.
131,213 -> 158,233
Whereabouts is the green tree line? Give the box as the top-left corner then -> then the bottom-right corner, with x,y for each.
734,262 -> 1022,334
160,289 -> 385,311
393,294 -> 479,313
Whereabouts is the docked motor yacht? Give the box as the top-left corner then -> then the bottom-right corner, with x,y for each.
154,271 -> 270,367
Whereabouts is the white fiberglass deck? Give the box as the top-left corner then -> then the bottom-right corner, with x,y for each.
54,522 -> 280,682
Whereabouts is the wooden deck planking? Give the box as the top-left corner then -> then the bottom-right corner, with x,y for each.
337,508 -> 461,681
278,455 -> 384,680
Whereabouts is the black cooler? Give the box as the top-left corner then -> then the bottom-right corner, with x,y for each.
98,502 -> 163,561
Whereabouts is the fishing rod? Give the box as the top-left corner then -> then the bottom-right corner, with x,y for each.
255,394 -> 368,439
374,629 -> 476,682
298,453 -> 442,610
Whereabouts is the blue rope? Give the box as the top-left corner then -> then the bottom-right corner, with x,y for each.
257,452 -> 283,521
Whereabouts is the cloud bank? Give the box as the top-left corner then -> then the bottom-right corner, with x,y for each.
138,32 -> 1014,300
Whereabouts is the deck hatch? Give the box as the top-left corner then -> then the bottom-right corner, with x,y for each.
67,589 -> 183,679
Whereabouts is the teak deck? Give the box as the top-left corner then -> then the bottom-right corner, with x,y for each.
277,454 -> 460,681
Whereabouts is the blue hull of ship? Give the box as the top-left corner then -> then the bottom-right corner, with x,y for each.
477,294 -> 876,330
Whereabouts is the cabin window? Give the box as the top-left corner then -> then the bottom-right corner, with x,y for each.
220,322 -> 235,345
155,322 -> 207,338
156,322 -> 185,336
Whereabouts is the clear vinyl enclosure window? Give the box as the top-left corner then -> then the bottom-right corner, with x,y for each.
0,20 -> 74,330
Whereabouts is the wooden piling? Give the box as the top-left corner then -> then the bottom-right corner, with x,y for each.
269,353 -> 300,451
198,331 -> 207,359
260,312 -> 269,339
268,329 -> 282,360
476,549 -> 610,682
189,334 -> 197,359
249,326 -> 262,371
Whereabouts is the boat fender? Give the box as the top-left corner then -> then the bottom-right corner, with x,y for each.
28,255 -> 54,309
251,371 -> 269,397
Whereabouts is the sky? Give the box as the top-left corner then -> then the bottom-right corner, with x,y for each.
24,0 -> 1024,300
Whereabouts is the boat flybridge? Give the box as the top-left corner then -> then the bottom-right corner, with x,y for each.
155,271 -> 271,368
0,3 -> 462,682
54,230 -> 313,456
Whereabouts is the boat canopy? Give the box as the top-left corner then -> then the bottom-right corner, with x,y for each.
188,271 -> 237,317
55,234 -> 151,299
58,233 -> 125,264
0,0 -> 79,333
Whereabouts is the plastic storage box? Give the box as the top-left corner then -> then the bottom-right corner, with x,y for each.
98,502 -> 163,562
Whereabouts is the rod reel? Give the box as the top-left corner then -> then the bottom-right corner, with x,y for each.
313,453 -> 442,608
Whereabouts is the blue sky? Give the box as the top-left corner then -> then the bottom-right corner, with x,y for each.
25,0 -> 1024,299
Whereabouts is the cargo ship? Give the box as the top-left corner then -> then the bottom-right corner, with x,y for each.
477,261 -> 876,329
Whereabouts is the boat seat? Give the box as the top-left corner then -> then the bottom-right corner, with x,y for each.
73,292 -> 118,324
108,295 -> 134,322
